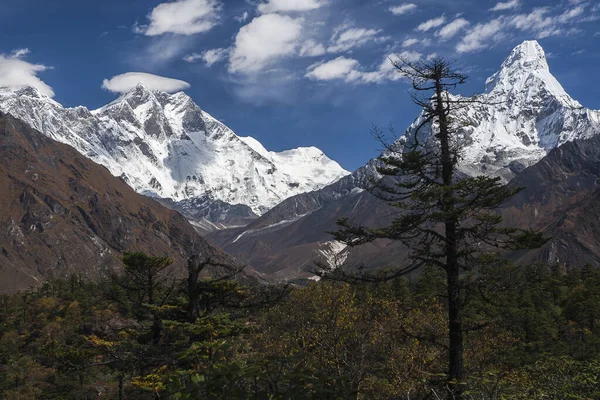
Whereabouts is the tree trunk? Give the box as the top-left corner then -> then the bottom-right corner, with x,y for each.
435,78 -> 464,399
119,374 -> 125,400
187,258 -> 201,322
151,317 -> 161,344
447,260 -> 463,397
147,269 -> 154,306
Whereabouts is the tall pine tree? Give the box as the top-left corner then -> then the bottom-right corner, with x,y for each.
324,57 -> 547,398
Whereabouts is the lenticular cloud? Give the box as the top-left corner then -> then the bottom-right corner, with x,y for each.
101,72 -> 191,94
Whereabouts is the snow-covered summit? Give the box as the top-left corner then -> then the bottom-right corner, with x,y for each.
486,40 -> 549,86
485,40 -> 581,108
401,40 -> 599,180
0,82 -> 350,217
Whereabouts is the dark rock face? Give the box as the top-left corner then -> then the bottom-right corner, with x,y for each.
0,113 -> 238,293
502,135 -> 600,268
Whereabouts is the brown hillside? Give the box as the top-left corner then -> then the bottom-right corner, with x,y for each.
0,112 -> 239,293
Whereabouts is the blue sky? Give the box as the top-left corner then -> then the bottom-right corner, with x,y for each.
0,0 -> 598,171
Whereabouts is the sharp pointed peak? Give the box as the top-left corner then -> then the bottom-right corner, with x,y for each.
502,40 -> 548,71
97,84 -> 158,113
170,90 -> 192,99
117,82 -> 173,99
123,83 -> 195,104
484,40 -> 581,108
0,85 -> 62,108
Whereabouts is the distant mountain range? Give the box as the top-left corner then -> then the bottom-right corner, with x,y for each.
0,83 -> 349,230
1,40 -> 599,286
207,41 -> 600,281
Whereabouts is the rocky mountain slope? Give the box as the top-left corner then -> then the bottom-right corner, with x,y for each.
207,40 -> 600,280
502,134 -> 600,268
0,112 -> 244,293
0,84 -> 349,228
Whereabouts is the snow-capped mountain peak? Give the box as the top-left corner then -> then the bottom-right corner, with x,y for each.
485,40 -> 581,109
0,84 -> 61,109
400,40 -> 599,181
0,83 -> 350,218
495,40 -> 549,74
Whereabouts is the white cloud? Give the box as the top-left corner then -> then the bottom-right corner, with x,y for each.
229,13 -> 304,74
182,53 -> 203,62
299,40 -> 326,56
437,18 -> 469,40
510,6 -> 586,39
565,27 -> 583,36
305,52 -> 423,84
558,5 -> 585,23
511,8 -> 556,37
138,0 -> 221,36
0,49 -> 54,97
401,38 -> 430,48
235,11 -> 249,23
580,13 -> 600,22
416,15 -> 446,32
11,48 -> 31,58
453,3 -> 588,50
402,38 -> 420,47
184,48 -> 229,66
456,18 -> 506,53
102,72 -> 190,94
354,52 -> 422,84
328,27 -> 386,53
490,0 -> 519,12
257,0 -> 327,14
202,48 -> 229,66
306,57 -> 359,81
389,3 -> 417,16
393,50 -> 423,63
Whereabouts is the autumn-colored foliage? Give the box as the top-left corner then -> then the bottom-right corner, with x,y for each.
1,260 -> 599,399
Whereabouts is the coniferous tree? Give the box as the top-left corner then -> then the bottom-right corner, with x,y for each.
115,252 -> 175,343
323,56 -> 547,398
